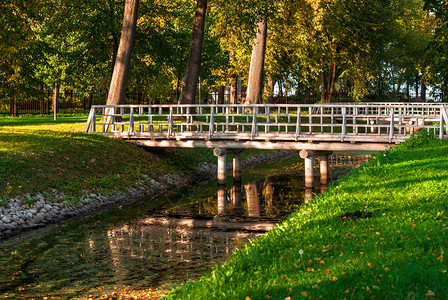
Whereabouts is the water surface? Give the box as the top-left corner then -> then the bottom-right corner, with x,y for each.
0,154 -> 369,299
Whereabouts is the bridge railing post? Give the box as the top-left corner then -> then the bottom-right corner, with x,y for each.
209,106 -> 215,139
92,108 -> 96,133
128,107 -> 134,133
440,105 -> 448,139
168,106 -> 173,138
389,108 -> 394,143
295,107 -> 301,141
84,107 -> 96,133
251,109 -> 257,139
265,106 -> 270,133
341,107 -> 347,142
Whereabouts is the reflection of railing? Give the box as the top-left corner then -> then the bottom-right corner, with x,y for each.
106,224 -> 261,264
329,154 -> 372,167
85,103 -> 448,144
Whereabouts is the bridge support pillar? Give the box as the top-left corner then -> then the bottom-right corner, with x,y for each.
305,188 -> 313,203
214,148 -> 227,185
214,148 -> 227,219
317,151 -> 332,186
300,150 -> 315,189
229,149 -> 244,183
217,185 -> 226,216
231,181 -> 242,215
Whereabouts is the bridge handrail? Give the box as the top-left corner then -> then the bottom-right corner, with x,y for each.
84,103 -> 448,143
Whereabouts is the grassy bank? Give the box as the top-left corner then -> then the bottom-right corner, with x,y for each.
0,114 -> 212,205
166,132 -> 448,299
0,114 -> 275,206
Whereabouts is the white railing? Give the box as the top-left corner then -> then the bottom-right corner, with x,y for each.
85,103 -> 448,144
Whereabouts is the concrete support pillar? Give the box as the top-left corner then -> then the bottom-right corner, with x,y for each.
232,151 -> 242,183
304,188 -> 313,203
300,149 -> 315,189
217,185 -> 226,216
214,148 -> 227,185
231,181 -> 242,216
317,152 -> 332,186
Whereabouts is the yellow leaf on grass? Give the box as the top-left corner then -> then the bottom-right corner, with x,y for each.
437,254 -> 444,262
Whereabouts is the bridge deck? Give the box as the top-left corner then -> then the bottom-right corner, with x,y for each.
85,103 -> 448,151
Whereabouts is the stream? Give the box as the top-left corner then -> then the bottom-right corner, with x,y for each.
0,153 -> 370,299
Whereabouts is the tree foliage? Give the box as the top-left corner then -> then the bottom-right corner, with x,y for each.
0,0 -> 439,106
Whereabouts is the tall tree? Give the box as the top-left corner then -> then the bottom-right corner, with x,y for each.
245,19 -> 267,104
179,0 -> 208,104
106,0 -> 139,105
424,0 -> 447,100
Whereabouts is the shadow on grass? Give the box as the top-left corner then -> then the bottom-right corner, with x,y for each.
0,115 -> 88,127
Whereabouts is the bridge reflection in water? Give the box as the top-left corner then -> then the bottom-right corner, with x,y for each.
101,154 -> 370,288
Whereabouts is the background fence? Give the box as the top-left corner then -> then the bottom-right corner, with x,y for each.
0,89 -> 439,116
0,91 -> 168,116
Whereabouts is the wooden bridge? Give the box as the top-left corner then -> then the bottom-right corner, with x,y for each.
85,103 -> 448,150
85,103 -> 448,193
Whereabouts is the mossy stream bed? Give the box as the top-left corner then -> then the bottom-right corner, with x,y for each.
0,154 -> 369,299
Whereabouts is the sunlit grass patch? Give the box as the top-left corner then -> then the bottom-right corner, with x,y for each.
0,115 -> 215,205
165,132 -> 448,299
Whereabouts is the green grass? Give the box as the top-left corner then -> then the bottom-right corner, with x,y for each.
0,114 -> 280,206
0,114 -> 216,205
165,132 -> 448,299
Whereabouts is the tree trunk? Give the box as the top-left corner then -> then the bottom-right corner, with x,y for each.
245,19 -> 267,104
304,87 -> 311,103
406,83 -> 410,101
52,83 -> 58,120
264,177 -> 274,216
415,75 -> 419,101
198,77 -> 202,104
245,182 -> 260,217
106,0 -> 139,106
265,77 -> 274,103
175,75 -> 180,103
217,85 -> 225,113
10,97 -> 18,117
230,75 -> 238,104
397,68 -> 404,99
39,85 -> 45,115
87,93 -> 93,110
320,70 -> 326,102
327,62 -> 336,102
421,81 -> 426,102
179,0 -> 207,104
229,49 -> 238,108
217,85 -> 225,105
